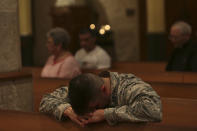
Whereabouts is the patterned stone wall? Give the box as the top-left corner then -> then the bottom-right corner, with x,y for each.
0,78 -> 33,112
0,0 -> 22,72
97,0 -> 140,61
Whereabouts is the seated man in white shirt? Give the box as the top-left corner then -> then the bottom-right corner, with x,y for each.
75,28 -> 111,69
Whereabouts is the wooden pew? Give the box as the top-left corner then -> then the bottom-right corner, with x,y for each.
33,77 -> 69,112
111,62 -> 167,73
183,72 -> 197,84
151,82 -> 197,99
22,65 -> 197,112
23,66 -> 197,111
22,67 -> 70,112
132,72 -> 197,99
133,72 -> 183,83
32,76 -> 197,112
24,62 -> 197,84
24,63 -> 197,84
0,97 -> 197,131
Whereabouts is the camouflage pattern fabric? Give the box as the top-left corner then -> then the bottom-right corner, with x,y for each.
104,72 -> 162,125
39,72 -> 162,125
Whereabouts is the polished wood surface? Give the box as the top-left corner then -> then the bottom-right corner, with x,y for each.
21,66 -> 197,111
33,76 -> 197,112
0,98 -> 197,131
111,62 -> 167,73
134,72 -> 183,83
151,82 -> 197,99
0,70 -> 32,82
183,72 -> 197,84
2,64 -> 197,130
33,77 -> 69,112
23,62 -> 197,84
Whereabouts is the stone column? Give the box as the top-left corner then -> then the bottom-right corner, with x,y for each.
0,0 -> 22,72
98,0 -> 140,61
0,0 -> 33,112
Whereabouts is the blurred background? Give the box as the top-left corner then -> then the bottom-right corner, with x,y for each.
18,0 -> 197,66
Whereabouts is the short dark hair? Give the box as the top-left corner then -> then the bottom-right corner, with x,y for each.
47,27 -> 70,50
98,71 -> 110,78
79,28 -> 97,37
68,73 -> 104,115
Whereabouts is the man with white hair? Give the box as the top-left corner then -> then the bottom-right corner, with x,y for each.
166,21 -> 197,72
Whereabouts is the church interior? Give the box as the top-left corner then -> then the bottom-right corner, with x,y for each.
0,0 -> 197,130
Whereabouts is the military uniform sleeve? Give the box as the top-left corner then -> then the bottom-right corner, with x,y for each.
39,86 -> 71,121
104,84 -> 162,125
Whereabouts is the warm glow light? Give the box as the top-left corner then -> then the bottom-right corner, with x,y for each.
104,25 -> 111,31
90,24 -> 96,30
99,29 -> 105,35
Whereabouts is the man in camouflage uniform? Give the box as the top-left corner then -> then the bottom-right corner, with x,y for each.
39,71 -> 162,127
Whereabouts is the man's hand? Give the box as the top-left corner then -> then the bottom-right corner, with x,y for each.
63,107 -> 88,127
86,109 -> 105,124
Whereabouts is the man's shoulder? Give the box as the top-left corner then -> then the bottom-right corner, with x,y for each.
58,85 -> 68,91
76,48 -> 85,53
95,46 -> 106,52
109,72 -> 137,81
186,40 -> 197,53
75,48 -> 86,56
94,46 -> 110,57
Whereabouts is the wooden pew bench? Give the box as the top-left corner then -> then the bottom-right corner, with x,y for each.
150,82 -> 197,99
183,72 -> 197,84
0,97 -> 196,131
32,78 -> 197,112
111,62 -> 167,73
132,72 -> 197,99
21,67 -> 69,112
23,66 -> 197,112
33,77 -> 69,112
33,78 -> 197,112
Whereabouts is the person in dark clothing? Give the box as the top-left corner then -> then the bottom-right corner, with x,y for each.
166,21 -> 197,72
